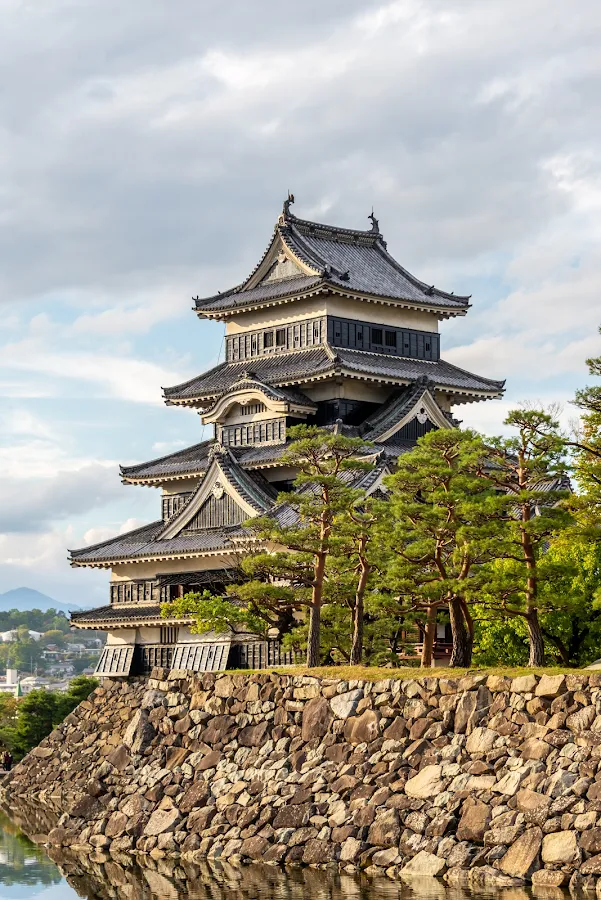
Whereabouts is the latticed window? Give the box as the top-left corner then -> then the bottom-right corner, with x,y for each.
371,327 -> 383,345
160,626 -> 179,644
264,330 -> 274,348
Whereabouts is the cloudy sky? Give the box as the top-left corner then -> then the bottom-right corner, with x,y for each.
1,0 -> 600,607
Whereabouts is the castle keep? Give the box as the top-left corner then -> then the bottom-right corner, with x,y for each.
69,198 -> 504,676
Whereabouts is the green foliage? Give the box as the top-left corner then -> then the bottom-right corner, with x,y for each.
0,676 -> 98,759
0,609 -> 71,634
476,408 -> 573,665
375,428 -> 502,665
162,589 -> 268,636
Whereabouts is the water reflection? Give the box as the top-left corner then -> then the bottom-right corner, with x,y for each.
0,809 -> 544,900
0,812 -> 63,897
46,851 -> 521,900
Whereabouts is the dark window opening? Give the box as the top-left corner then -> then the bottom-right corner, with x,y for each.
276,329 -> 286,347
264,331 -> 274,348
160,626 -> 179,644
425,342 -> 430,351
385,330 -> 397,347
371,328 -> 383,345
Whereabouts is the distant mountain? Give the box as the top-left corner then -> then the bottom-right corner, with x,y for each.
0,588 -> 82,614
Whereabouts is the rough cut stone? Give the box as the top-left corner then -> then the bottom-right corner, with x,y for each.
143,808 -> 181,837
330,690 -> 363,719
521,738 -> 551,760
401,850 -> 446,877
456,800 -> 491,842
301,697 -> 332,741
466,727 -> 497,754
541,830 -> 580,865
405,765 -> 443,799
344,709 -> 380,745
535,674 -> 566,698
531,870 -> 567,887
497,827 -> 542,878
566,706 -> 596,733
367,809 -> 401,847
511,675 -> 538,693
123,709 -> 155,753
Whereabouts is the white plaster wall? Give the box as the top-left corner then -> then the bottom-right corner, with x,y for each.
111,555 -> 240,582
106,629 -> 136,646
226,294 -> 441,335
225,299 -> 327,334
161,477 -> 202,496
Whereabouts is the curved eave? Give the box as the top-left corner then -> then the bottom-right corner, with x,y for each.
69,539 -> 263,569
163,367 -> 504,409
121,471 -> 206,487
194,282 -> 328,320
194,282 -> 470,322
72,613 -> 197,629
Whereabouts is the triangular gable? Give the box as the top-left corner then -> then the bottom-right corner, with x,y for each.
365,387 -> 451,443
244,231 -> 320,291
160,447 -> 273,539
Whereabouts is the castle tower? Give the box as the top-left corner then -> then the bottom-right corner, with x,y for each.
70,199 -> 504,676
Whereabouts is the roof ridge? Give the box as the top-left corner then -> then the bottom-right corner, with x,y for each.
373,241 -> 470,304
284,211 -> 381,242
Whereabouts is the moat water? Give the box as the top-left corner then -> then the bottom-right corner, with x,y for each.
0,810 -> 547,900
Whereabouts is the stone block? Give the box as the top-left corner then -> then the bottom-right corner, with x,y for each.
541,830 -> 580,865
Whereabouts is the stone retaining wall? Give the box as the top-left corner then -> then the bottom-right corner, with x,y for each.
4,668 -> 601,889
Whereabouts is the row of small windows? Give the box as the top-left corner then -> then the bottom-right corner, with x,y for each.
225,316 -> 439,362
239,403 -> 266,416
218,418 -> 286,447
161,492 -> 192,521
110,580 -> 154,604
226,318 -> 325,361
328,318 -> 439,360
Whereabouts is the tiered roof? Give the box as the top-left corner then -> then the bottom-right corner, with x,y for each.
194,203 -> 471,318
164,346 -> 504,408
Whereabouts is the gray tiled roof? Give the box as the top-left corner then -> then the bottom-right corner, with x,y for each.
194,209 -> 470,315
206,376 -> 316,411
164,346 -> 505,404
164,348 -> 334,403
69,521 -> 252,566
121,440 -> 213,481
363,382 -> 429,441
195,274 -> 323,312
205,446 -> 277,513
71,604 -> 165,624
336,348 -> 505,393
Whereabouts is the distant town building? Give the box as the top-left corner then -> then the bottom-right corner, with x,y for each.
70,199 -> 504,677
0,629 -> 42,643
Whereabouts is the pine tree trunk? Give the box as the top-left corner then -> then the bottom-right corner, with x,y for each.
350,596 -> 364,665
449,597 -> 473,667
350,550 -> 369,665
526,609 -> 545,667
421,606 -> 436,667
307,601 -> 322,667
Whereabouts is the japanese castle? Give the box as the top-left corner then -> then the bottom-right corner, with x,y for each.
70,198 -> 504,676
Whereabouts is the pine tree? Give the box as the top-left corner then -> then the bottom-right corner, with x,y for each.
164,426 -> 375,667
376,428 -> 502,667
480,408 -> 571,666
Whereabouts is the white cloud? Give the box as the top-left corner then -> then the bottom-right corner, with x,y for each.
1,338 -> 186,405
83,517 -> 147,546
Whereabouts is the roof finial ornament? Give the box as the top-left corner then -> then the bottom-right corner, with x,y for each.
368,208 -> 379,233
283,191 -> 295,218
